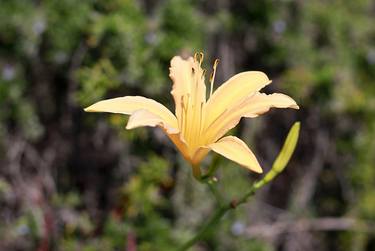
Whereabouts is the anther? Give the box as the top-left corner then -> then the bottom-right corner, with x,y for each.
199,52 -> 204,65
214,58 -> 219,68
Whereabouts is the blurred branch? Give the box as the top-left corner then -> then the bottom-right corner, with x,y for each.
245,217 -> 375,238
290,120 -> 329,211
68,41 -> 87,107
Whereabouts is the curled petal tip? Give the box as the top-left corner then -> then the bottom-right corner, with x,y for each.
289,99 -> 300,110
84,106 -> 93,112
84,103 -> 102,112
253,166 -> 263,174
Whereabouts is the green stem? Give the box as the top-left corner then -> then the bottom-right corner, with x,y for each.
206,180 -> 223,206
192,164 -> 202,180
177,205 -> 230,251
200,155 -> 220,181
177,181 -> 261,251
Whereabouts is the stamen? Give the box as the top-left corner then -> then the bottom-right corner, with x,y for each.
199,52 -> 204,65
194,52 -> 199,62
209,59 -> 219,97
179,95 -> 185,129
181,95 -> 189,138
194,52 -> 204,66
214,58 -> 219,68
198,102 -> 204,136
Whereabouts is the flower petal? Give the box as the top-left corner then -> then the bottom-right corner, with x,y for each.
208,136 -> 262,173
166,133 -> 191,162
169,56 -> 206,123
169,55 -> 206,149
191,147 -> 210,165
84,96 -> 179,132
205,92 -> 299,143
241,93 -> 299,118
125,109 -> 191,160
204,71 -> 271,130
126,109 -> 179,134
169,56 -> 192,122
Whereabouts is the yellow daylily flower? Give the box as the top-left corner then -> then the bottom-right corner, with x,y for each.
85,53 -> 299,175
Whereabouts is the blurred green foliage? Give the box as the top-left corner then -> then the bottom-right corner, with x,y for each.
0,0 -> 374,250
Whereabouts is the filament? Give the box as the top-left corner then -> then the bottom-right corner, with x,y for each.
209,59 -> 219,98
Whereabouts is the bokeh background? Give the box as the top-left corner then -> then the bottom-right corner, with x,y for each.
1,0 -> 375,250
